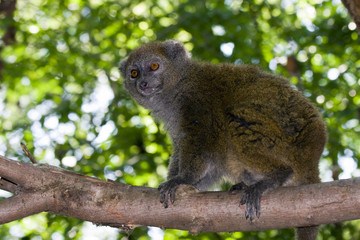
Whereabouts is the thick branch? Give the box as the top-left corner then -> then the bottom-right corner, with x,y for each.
0,155 -> 360,233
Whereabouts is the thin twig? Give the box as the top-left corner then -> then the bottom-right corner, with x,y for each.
20,142 -> 37,164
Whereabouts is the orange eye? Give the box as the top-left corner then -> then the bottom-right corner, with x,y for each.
131,70 -> 138,78
150,62 -> 159,70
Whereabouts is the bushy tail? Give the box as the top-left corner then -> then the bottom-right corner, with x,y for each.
295,226 -> 319,240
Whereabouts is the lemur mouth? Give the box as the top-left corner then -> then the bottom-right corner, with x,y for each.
138,84 -> 161,96
137,80 -> 162,96
140,87 -> 158,95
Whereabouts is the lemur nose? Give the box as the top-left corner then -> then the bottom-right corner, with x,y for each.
139,81 -> 148,89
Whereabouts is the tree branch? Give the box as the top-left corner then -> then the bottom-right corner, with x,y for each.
0,155 -> 360,233
0,177 -> 17,193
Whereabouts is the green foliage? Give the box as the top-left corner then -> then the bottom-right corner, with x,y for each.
0,0 -> 359,239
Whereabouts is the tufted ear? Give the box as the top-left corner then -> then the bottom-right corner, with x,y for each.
163,40 -> 190,60
119,57 -> 128,78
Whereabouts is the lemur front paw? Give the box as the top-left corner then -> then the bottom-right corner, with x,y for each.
158,178 -> 186,208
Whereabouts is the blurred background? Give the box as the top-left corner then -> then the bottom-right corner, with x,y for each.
0,0 -> 359,239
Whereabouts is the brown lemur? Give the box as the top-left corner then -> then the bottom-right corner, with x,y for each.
120,40 -> 327,240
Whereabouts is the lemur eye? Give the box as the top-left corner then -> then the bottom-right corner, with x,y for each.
150,62 -> 159,71
131,70 -> 138,78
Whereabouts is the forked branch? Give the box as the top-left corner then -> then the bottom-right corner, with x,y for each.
0,155 -> 360,234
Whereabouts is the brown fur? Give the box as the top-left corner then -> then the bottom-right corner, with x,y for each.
120,40 -> 327,239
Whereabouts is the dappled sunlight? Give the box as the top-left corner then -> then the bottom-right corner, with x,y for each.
0,0 -> 359,239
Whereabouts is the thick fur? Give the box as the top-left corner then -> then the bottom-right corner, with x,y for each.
120,40 -> 327,239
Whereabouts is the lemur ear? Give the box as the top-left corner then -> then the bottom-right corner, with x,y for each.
119,57 -> 128,78
163,40 -> 190,60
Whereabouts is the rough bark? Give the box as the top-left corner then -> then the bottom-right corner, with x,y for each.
1,155 -> 360,233
342,0 -> 360,32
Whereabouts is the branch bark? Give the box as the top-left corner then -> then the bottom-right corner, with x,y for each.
1,155 -> 360,234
